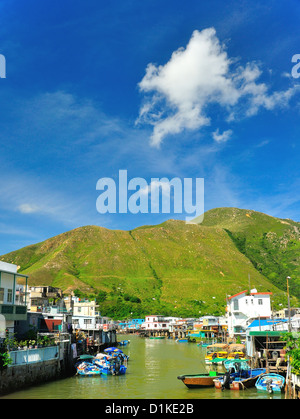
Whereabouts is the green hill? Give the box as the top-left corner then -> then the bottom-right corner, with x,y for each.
200,207 -> 300,300
0,208 -> 299,319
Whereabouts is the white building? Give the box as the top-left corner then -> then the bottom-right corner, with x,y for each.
66,296 -> 114,331
226,289 -> 272,339
0,261 -> 28,336
141,315 -> 170,331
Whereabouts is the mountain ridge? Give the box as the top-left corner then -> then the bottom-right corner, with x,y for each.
1,207 -> 299,319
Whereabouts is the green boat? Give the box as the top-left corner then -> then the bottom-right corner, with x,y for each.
149,336 -> 165,339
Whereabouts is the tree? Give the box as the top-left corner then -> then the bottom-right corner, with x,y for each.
282,332 -> 300,375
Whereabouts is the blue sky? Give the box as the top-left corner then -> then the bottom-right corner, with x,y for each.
0,0 -> 299,254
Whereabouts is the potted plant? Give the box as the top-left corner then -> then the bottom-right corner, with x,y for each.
28,340 -> 36,349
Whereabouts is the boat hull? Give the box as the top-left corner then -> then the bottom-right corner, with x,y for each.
177,373 -> 219,388
214,368 -> 266,390
77,369 -> 102,376
255,373 -> 285,393
230,375 -> 261,390
149,336 -> 165,339
205,357 -> 227,365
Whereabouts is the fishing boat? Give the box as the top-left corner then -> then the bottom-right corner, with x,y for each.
100,358 -> 127,375
94,350 -> 128,375
176,339 -> 188,343
149,336 -> 165,339
223,359 -> 250,371
229,369 -> 266,390
103,347 -> 129,362
205,343 -> 229,364
255,373 -> 285,393
227,343 -> 247,360
213,360 -> 265,390
118,340 -> 130,346
177,371 -> 220,388
76,357 -> 102,376
198,342 -> 212,347
104,347 -> 122,353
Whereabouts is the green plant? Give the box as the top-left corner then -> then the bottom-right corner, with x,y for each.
3,335 -> 18,351
282,332 -> 300,375
0,351 -> 12,369
19,340 -> 28,348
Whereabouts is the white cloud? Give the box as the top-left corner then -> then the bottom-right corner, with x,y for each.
18,203 -> 41,214
212,129 -> 233,143
137,28 -> 300,147
0,172 -> 97,227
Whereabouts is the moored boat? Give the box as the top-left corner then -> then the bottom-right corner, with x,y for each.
223,359 -> 249,371
177,371 -> 219,388
227,343 -> 247,360
149,336 -> 165,339
205,343 -> 229,364
76,360 -> 102,376
255,373 -> 285,393
100,361 -> 127,375
213,362 -> 266,390
229,369 -> 266,390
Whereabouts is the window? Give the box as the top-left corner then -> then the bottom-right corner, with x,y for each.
7,289 -> 13,303
258,299 -> 263,305
233,299 -> 239,310
0,288 -> 4,303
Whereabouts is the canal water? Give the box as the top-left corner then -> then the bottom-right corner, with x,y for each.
1,334 -> 283,399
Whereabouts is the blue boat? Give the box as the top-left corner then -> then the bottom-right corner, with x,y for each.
176,339 -> 188,343
255,373 -> 285,393
118,340 -> 130,346
214,361 -> 266,390
229,368 -> 266,390
101,361 -> 127,375
94,351 -> 128,375
223,359 -> 250,371
104,347 -> 122,353
76,361 -> 102,376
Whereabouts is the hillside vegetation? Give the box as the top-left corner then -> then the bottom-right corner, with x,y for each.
1,208 -> 299,319
201,208 -> 300,300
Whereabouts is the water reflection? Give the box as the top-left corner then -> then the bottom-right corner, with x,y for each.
0,335 -> 284,399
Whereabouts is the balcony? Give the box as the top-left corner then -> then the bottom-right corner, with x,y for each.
0,303 -> 27,321
42,306 -> 71,315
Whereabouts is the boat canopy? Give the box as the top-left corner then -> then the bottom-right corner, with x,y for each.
207,343 -> 228,350
78,354 -> 94,360
104,347 -> 123,353
228,344 -> 245,352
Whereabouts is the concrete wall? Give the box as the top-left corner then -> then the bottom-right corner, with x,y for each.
0,344 -> 76,396
0,358 -> 61,395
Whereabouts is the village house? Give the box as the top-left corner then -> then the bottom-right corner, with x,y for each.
141,315 -> 170,331
0,261 -> 28,337
27,286 -> 63,312
226,288 -> 272,339
118,318 -> 144,332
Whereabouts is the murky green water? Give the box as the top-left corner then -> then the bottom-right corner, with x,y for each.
1,335 -> 283,399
